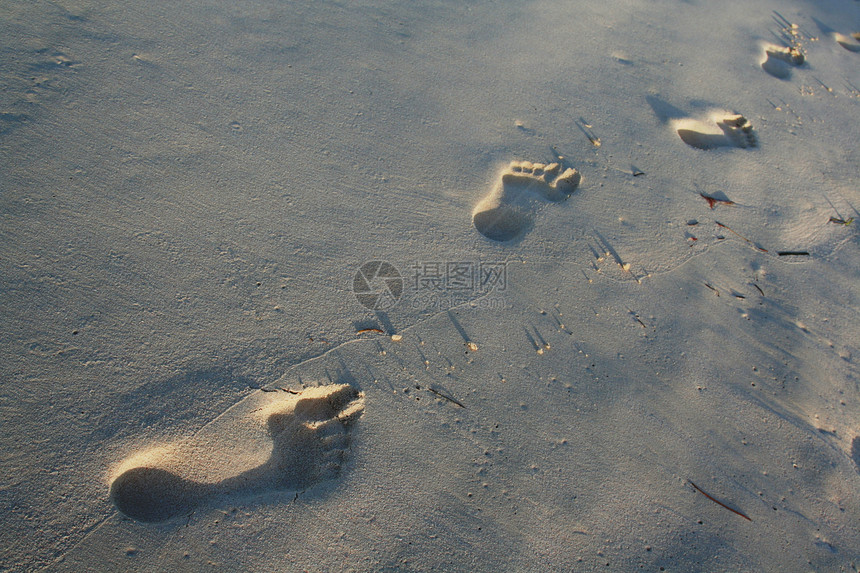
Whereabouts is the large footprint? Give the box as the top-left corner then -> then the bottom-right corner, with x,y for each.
109,384 -> 364,522
673,113 -> 757,150
472,160 -> 581,242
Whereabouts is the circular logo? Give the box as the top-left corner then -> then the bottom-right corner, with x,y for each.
353,261 -> 403,310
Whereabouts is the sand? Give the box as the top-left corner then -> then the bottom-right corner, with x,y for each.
2,0 -> 860,570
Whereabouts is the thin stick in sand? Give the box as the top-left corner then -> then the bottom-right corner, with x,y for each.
689,481 -> 752,522
427,387 -> 466,409
356,328 -> 385,335
715,221 -> 769,252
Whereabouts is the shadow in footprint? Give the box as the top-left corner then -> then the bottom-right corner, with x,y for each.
472,161 -> 581,242
675,114 -> 757,150
677,130 -> 734,150
110,384 -> 364,522
110,468 -> 203,523
761,45 -> 805,79
473,205 -> 532,242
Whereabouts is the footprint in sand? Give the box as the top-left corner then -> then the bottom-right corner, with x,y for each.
674,113 -> 757,150
761,44 -> 805,79
109,384 -> 364,523
835,32 -> 860,53
472,160 -> 581,242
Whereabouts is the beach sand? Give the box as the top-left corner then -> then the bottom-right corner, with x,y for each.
2,0 -> 860,570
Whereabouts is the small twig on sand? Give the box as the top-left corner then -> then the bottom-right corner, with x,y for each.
428,387 -> 466,408
689,481 -> 752,521
715,221 -> 768,252
356,328 -> 385,335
